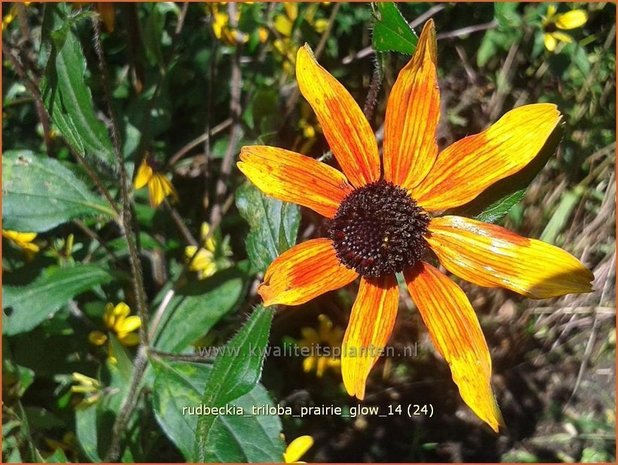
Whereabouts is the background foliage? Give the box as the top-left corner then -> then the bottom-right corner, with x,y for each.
2,2 -> 615,462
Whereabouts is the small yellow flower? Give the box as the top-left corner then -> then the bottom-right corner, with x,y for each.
542,5 -> 588,52
210,4 -> 248,45
2,230 -> 40,256
90,302 -> 141,347
298,314 -> 343,378
133,157 -> 178,208
185,222 -> 218,280
258,26 -> 269,44
70,372 -> 102,408
2,2 -> 29,30
283,435 -> 314,463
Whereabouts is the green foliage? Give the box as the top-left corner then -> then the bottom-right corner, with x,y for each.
152,358 -> 284,462
40,3 -> 115,165
2,151 -> 116,232
372,2 -> 418,55
152,265 -> 250,353
195,306 -> 275,461
235,183 -> 300,273
3,264 -> 114,335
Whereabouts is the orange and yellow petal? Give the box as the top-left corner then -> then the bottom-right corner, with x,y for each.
341,274 -> 399,400
296,45 -> 380,188
238,146 -> 353,218
426,216 -> 594,299
404,262 -> 502,432
258,238 -> 358,306
133,159 -> 153,189
383,20 -> 440,191
414,104 -> 562,212
556,10 -> 588,30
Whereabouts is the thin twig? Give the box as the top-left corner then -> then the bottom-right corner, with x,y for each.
92,19 -> 152,462
436,19 -> 498,40
167,118 -> 232,167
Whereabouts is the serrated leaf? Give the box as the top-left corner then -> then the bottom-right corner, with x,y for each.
2,151 -> 116,232
153,265 -> 250,353
235,183 -> 300,272
195,306 -> 274,461
151,358 -> 284,462
372,2 -> 418,54
3,264 -> 114,335
40,3 -> 114,164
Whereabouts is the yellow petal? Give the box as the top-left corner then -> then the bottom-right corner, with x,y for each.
274,14 -> 294,37
556,10 -> 588,30
200,223 -> 217,251
117,315 -> 141,334
405,262 -> 502,432
415,104 -> 562,211
88,330 -> 108,346
103,303 -> 116,329
133,159 -> 153,189
341,275 -> 399,400
259,239 -> 358,306
300,327 -> 320,346
238,146 -> 353,219
148,173 -> 176,208
284,435 -> 314,463
296,44 -> 380,188
551,31 -> 574,44
303,355 -> 316,373
544,33 -> 558,52
113,302 -> 131,318
284,3 -> 298,22
384,20 -> 440,191
118,332 -> 140,346
427,216 -> 594,299
546,4 -> 557,20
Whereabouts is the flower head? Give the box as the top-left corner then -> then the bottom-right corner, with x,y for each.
542,5 -> 588,52
283,435 -> 314,463
89,301 -> 141,347
2,229 -> 40,258
209,3 -> 248,45
238,20 -> 594,432
185,222 -> 219,280
298,314 -> 343,378
133,157 -> 178,208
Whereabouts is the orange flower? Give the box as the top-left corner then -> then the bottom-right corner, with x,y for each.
238,20 -> 593,432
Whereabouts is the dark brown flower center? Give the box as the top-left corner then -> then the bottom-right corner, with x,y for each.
328,180 -> 429,278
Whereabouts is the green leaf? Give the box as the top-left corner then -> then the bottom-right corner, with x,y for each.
152,358 -> 284,462
540,186 -> 583,244
45,448 -> 69,463
2,359 -> 35,399
75,404 -> 101,462
474,189 -> 526,224
235,183 -> 300,272
494,3 -> 521,28
3,264 -> 114,335
2,150 -> 116,232
40,3 -> 114,164
195,306 -> 274,461
372,2 -> 418,55
153,265 -> 250,353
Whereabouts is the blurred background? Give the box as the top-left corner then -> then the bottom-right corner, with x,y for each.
3,2 -> 615,462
